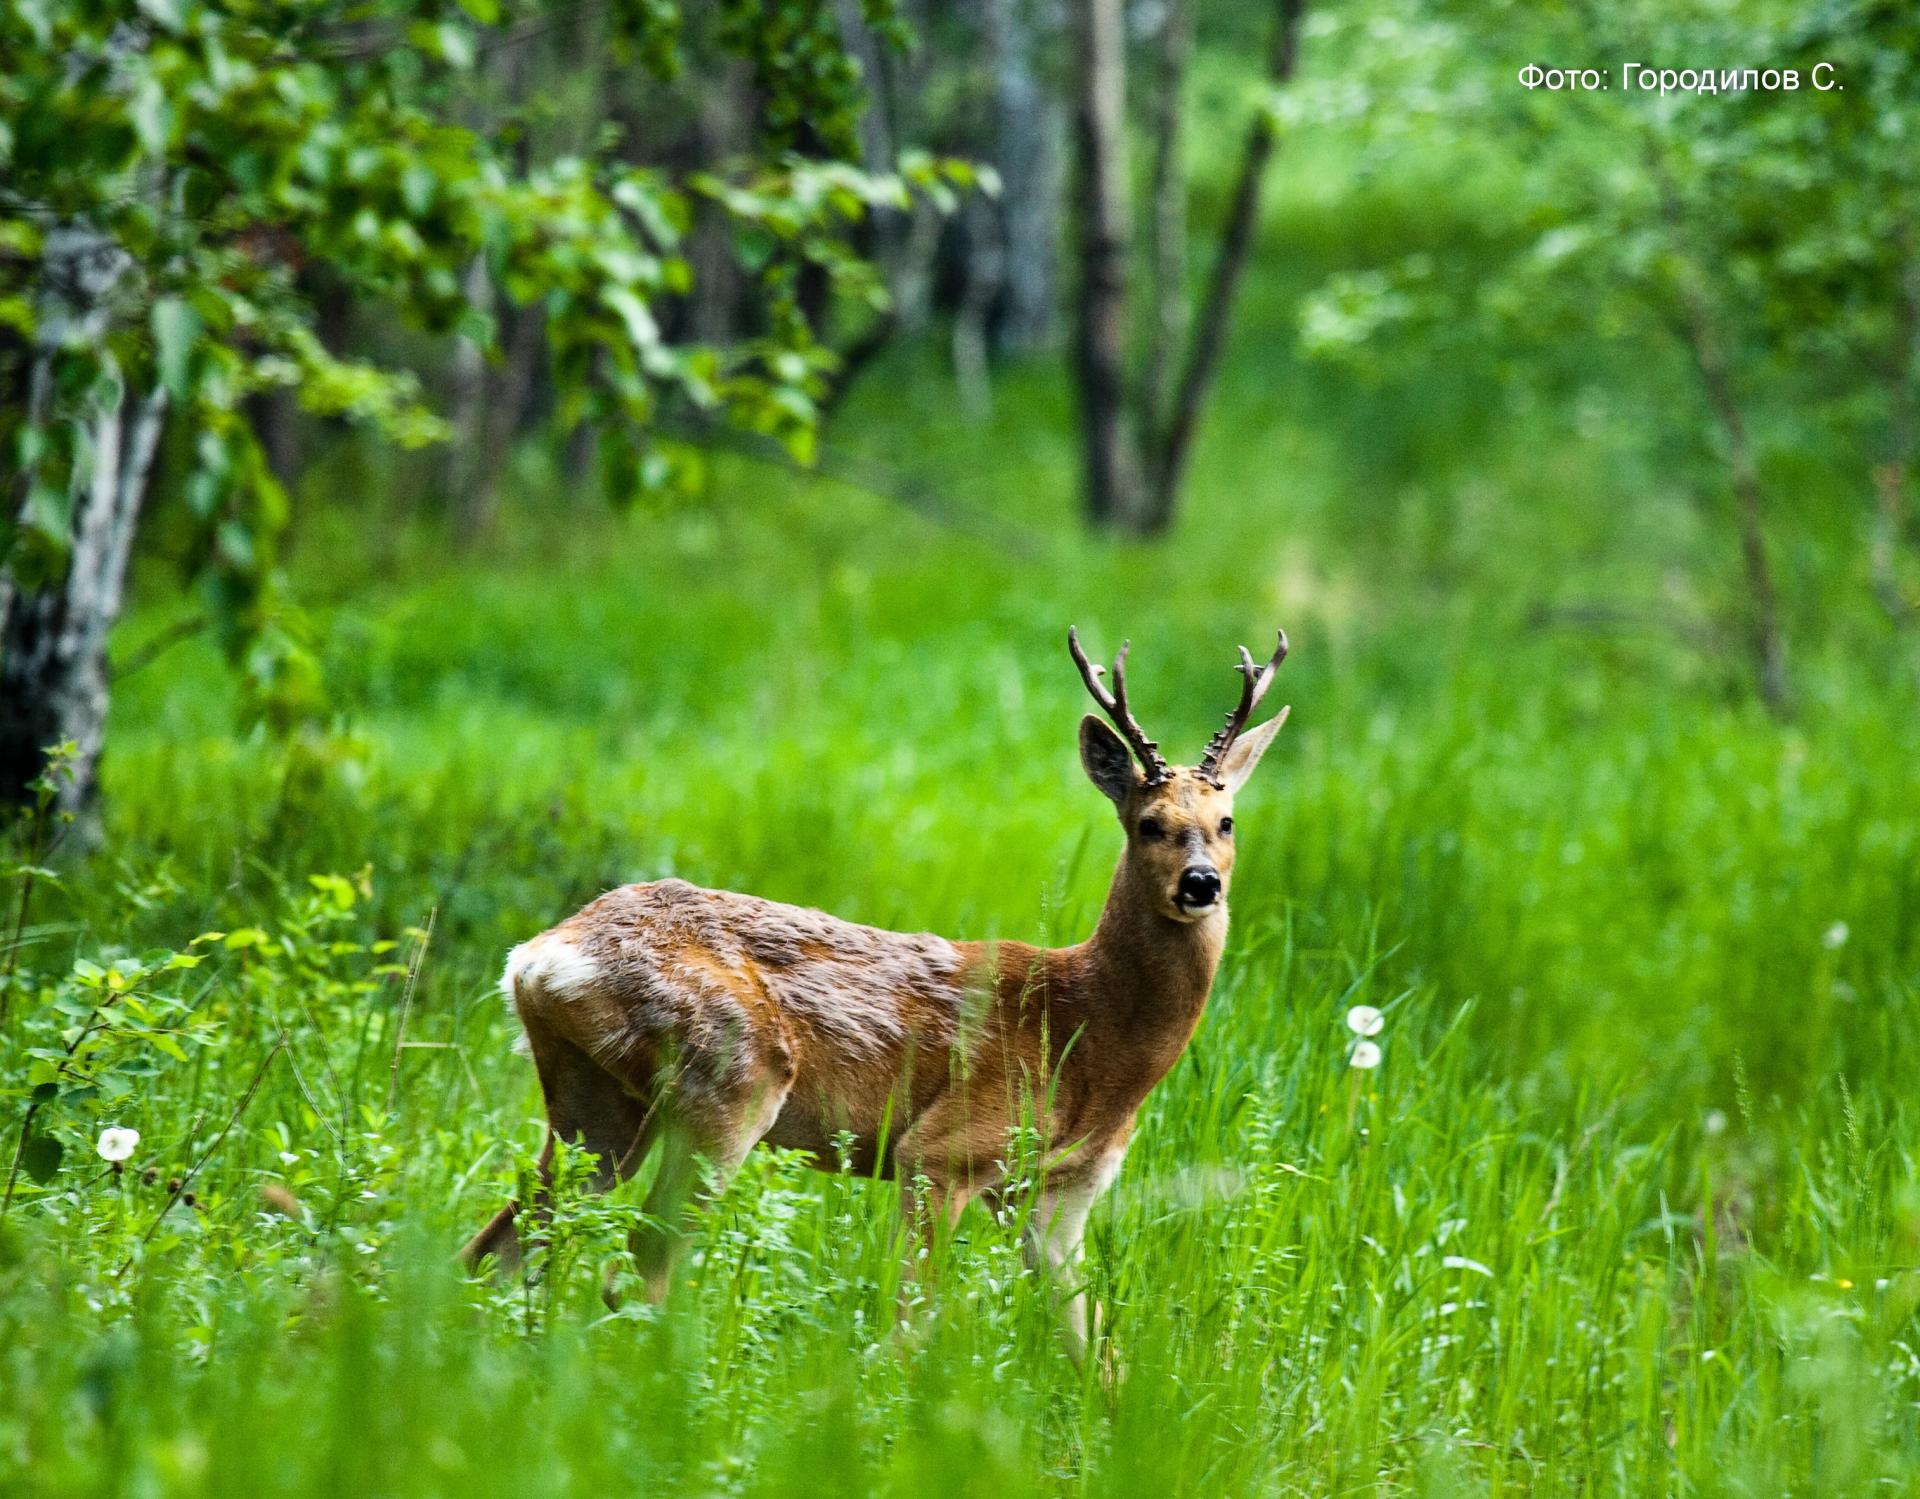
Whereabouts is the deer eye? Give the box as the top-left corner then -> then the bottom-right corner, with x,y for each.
1137,817 -> 1165,840
1219,817 -> 1234,836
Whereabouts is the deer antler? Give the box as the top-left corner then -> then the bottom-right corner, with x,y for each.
1068,627 -> 1172,787
1196,630 -> 1289,788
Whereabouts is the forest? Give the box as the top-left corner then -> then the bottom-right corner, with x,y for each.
3,0 -> 1918,1493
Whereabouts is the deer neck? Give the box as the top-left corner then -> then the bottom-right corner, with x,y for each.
1082,855 -> 1226,1044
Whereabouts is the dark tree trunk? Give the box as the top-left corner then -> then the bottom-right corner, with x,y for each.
1065,0 -> 1305,535
1871,236 -> 1918,626
247,385 -> 300,490
1650,151 -> 1791,714
449,295 -> 546,544
1,228 -> 166,813
1069,0 -> 1145,528
1681,295 -> 1790,715
1143,0 -> 1303,530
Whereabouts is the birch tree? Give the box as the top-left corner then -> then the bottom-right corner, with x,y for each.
0,0 -> 972,813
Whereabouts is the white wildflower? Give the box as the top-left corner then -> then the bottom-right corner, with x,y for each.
1822,921 -> 1850,950
1703,1110 -> 1728,1139
1350,1040 -> 1382,1070
96,1127 -> 140,1163
1346,1004 -> 1385,1037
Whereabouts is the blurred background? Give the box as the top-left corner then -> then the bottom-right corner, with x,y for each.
3,1 -> 1920,1493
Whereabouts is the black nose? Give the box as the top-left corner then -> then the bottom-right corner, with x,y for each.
1177,866 -> 1221,908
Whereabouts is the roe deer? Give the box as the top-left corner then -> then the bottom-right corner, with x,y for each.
462,626 -> 1290,1359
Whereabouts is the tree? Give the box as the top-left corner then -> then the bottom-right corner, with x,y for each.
1067,0 -> 1306,534
1294,0 -> 1917,712
0,0 -> 973,814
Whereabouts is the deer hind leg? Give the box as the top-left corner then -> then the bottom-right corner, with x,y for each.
623,1046 -> 793,1304
461,952 -> 654,1274
462,1026 -> 653,1273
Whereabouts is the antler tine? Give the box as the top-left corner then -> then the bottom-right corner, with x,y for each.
1197,629 -> 1289,787
1067,627 -> 1171,785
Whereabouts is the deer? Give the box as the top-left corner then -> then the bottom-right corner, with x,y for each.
461,626 -> 1291,1360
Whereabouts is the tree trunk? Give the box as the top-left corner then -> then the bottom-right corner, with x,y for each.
445,256 -> 494,526
952,193 -> 1003,417
688,59 -> 754,349
1681,295 -> 1791,716
454,298 -> 546,545
985,0 -> 1062,354
1871,237 -> 1918,626
1,232 -> 167,814
1143,0 -> 1304,530
1069,0 -> 1144,528
1140,0 -> 1191,447
1650,150 -> 1791,715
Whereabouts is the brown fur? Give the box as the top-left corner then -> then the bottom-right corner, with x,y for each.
461,699 -> 1286,1361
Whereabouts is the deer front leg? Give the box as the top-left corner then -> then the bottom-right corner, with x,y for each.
1023,1137 -> 1128,1368
888,1091 -> 998,1335
898,1172 -> 975,1284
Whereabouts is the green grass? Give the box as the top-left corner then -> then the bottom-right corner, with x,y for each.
7,148 -> 1920,1495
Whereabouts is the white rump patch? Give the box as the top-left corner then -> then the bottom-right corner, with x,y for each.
503,935 -> 602,1007
501,935 -> 602,1056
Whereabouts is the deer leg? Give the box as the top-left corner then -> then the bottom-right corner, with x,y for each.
898,1173 -> 973,1285
889,1091 -> 994,1315
623,1062 -> 791,1304
461,1024 -> 650,1274
1023,1140 -> 1127,1368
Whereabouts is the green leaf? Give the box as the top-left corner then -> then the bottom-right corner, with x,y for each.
21,1133 -> 63,1185
147,1032 -> 190,1063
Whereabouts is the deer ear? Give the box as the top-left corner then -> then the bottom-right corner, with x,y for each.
1218,706 -> 1290,793
1079,715 -> 1138,807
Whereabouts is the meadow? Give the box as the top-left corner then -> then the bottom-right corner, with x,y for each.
6,137 -> 1920,1496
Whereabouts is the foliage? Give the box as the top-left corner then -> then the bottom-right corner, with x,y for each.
0,0 -> 976,722
1,280 -> 1916,1481
1,3 -> 1917,1493
1292,0 -> 1920,697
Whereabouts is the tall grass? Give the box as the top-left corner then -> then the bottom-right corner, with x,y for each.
6,134 -> 1920,1494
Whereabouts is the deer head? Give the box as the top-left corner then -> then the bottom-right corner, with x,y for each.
1069,626 -> 1290,924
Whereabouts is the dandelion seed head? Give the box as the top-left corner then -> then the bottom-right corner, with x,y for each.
1822,921 -> 1850,950
1350,1040 -> 1383,1070
1703,1109 -> 1728,1139
1346,1005 -> 1385,1037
